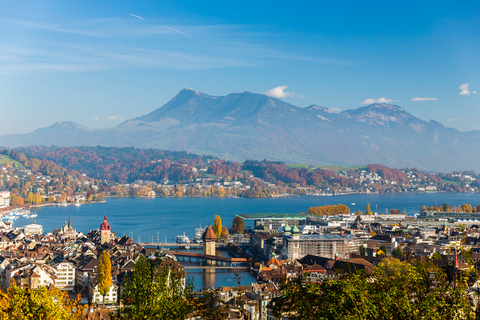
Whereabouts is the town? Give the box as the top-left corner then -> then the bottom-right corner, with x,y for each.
1,200 -> 480,319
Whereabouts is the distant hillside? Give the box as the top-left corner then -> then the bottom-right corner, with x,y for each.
3,89 -> 480,172
16,146 -> 214,183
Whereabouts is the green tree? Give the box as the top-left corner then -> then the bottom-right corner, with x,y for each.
366,202 -> 372,215
231,216 -> 245,234
392,246 -> 403,256
98,250 -> 112,307
359,245 -> 366,255
117,256 -> 196,320
0,282 -> 85,319
213,215 -> 222,239
274,258 -> 476,320
379,245 -> 388,255
432,252 -> 442,260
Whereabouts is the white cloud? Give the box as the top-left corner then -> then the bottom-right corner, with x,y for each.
361,97 -> 397,105
410,97 -> 438,101
93,115 -> 100,120
129,14 -> 144,21
447,118 -> 454,121
298,94 -> 304,99
264,85 -> 295,98
331,107 -> 341,112
107,115 -> 123,121
459,83 -> 474,95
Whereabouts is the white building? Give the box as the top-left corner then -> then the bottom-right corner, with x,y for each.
23,222 -> 43,235
0,191 -> 10,208
90,281 -> 118,305
48,258 -> 75,290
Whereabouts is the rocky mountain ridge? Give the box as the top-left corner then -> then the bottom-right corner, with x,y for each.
1,88 -> 479,172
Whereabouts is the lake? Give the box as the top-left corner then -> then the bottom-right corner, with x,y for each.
12,193 -> 480,288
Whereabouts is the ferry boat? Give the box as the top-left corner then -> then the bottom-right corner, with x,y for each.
175,233 -> 191,244
194,225 -> 205,243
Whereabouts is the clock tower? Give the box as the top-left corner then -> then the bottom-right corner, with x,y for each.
100,215 -> 111,244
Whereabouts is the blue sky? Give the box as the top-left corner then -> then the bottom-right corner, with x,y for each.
1,0 -> 479,135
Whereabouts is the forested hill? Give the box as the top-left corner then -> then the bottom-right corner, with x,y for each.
16,146 -> 215,184
15,146 -> 480,195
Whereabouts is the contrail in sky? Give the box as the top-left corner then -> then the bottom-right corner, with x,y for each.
129,14 -> 144,20
160,25 -> 193,38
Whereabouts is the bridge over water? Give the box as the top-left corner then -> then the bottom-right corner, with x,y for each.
170,251 -> 248,266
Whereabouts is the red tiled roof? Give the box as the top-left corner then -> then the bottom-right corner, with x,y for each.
204,227 -> 217,240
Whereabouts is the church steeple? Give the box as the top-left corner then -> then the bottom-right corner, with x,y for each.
68,216 -> 72,229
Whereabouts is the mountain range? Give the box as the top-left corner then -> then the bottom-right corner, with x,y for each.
1,88 -> 479,172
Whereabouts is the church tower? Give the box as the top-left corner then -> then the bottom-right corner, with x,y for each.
100,215 -> 111,244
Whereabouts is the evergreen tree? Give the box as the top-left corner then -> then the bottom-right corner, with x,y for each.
213,215 -> 222,238
98,250 -> 112,307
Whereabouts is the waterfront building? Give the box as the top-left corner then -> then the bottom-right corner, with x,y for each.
23,222 -> 43,235
100,216 -> 111,244
282,229 -> 359,261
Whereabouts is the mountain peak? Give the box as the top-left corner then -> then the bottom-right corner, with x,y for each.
342,103 -> 419,126
45,121 -> 90,131
306,105 -> 333,114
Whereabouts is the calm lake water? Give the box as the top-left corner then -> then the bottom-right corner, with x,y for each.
12,193 -> 480,288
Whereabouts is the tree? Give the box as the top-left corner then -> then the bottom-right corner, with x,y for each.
359,245 -> 366,255
0,282 -> 85,319
379,245 -> 388,254
221,226 -> 229,242
392,246 -> 403,256
366,202 -> 372,215
117,256 -> 197,320
274,258 -> 476,320
213,215 -> 222,239
98,250 -> 112,307
390,208 -> 401,215
231,217 -> 245,234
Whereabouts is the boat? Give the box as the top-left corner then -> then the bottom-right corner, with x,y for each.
175,233 -> 191,244
30,213 -> 38,218
194,225 -> 205,243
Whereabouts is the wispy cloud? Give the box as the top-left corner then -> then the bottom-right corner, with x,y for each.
0,17 -> 353,77
107,115 -> 123,121
93,116 -> 100,121
411,97 -> 438,101
129,14 -> 144,21
459,83 -> 477,96
331,107 -> 341,112
361,97 -> 397,105
160,25 -> 193,38
447,118 -> 454,121
264,86 -> 295,98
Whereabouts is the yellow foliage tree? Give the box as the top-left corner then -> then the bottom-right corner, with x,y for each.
0,281 -> 85,319
98,250 -> 112,307
366,202 -> 372,215
213,215 -> 222,239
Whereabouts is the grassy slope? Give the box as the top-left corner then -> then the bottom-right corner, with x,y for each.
0,154 -> 24,168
